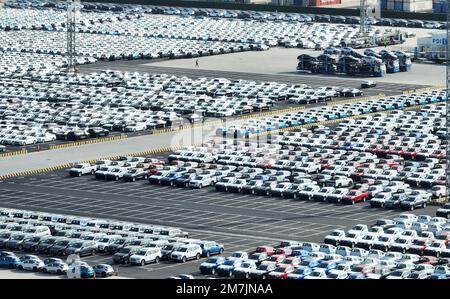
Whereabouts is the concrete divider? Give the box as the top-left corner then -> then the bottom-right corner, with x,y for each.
49,135 -> 128,150
0,149 -> 27,159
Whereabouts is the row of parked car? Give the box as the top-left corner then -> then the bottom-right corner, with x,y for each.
0,250 -> 115,279
197,214 -> 449,279
0,66 -> 362,147
0,208 -> 224,267
218,89 -> 446,138
6,0 -> 446,30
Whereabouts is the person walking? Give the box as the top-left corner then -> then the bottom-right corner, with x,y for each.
195,59 -> 199,68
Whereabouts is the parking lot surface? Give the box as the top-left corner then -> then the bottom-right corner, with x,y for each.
0,170 -> 439,278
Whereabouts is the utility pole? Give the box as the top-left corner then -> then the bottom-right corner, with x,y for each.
446,4 -> 450,201
360,0 -> 367,37
66,0 -> 80,74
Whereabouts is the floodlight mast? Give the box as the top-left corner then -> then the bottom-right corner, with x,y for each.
360,0 -> 367,37
66,0 -> 79,74
446,4 -> 450,201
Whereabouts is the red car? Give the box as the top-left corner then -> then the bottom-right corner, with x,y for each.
149,164 -> 164,175
417,256 -> 439,265
252,246 -> 275,256
342,190 -> 369,204
267,265 -> 295,279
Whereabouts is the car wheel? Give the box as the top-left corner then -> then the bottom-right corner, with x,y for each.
206,251 -> 210,257
211,268 -> 215,275
18,245 -> 23,251
228,271 -> 232,277
410,206 -> 414,211
380,203 -> 384,208
115,177 -> 119,181
266,191 -> 270,196
78,173 -> 82,177
124,258 -> 129,264
293,194 -> 297,199
351,200 -> 355,205
402,248 -> 406,254
141,260 -> 146,266
33,267 -> 37,272
182,256 -> 187,263
219,248 -> 224,254
245,273 -> 249,279
199,184 -> 203,189
104,246 -> 108,253
155,256 -> 160,263
422,203 -> 427,208
262,275 -> 266,279
17,265 -> 23,270
238,188 -> 241,193
170,181 -> 174,186
43,268 -> 48,273
196,253 -> 200,260
185,183 -> 189,188
91,250 -> 96,256
132,177 -> 136,182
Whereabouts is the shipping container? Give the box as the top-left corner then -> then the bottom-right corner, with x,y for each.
309,0 -> 342,6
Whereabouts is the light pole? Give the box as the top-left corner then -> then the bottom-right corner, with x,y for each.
446,5 -> 450,201
66,0 -> 79,74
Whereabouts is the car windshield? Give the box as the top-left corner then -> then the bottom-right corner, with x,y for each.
119,248 -> 131,254
223,260 -> 236,266
257,265 -> 270,270
241,263 -> 253,268
162,245 -> 174,250
205,258 -> 219,263
55,240 -> 69,246
177,248 -> 188,252
136,250 -> 148,255
71,242 -> 83,248
12,235 -> 25,240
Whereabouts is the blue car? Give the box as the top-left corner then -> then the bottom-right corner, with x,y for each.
287,266 -> 312,279
216,259 -> 243,277
79,265 -> 95,278
348,272 -> 367,279
299,258 -> 320,268
197,241 -> 224,257
0,256 -> 21,268
160,172 -> 185,186
199,256 -> 226,274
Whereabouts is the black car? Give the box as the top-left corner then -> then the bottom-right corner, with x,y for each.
87,127 -> 109,138
4,234 -> 30,251
49,239 -> 71,256
112,246 -> 141,264
22,236 -> 44,252
37,237 -> 59,254
123,169 -> 150,182
174,173 -> 197,188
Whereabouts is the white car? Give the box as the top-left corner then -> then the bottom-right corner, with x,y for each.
68,163 -> 96,177
130,248 -> 162,266
170,244 -> 203,263
18,259 -> 45,271
189,175 -> 216,188
324,230 -> 346,246
42,262 -> 69,274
